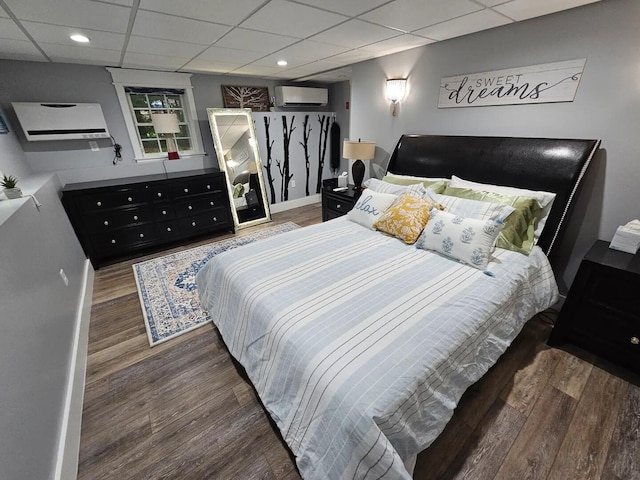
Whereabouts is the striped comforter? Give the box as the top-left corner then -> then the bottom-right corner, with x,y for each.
196,218 -> 558,480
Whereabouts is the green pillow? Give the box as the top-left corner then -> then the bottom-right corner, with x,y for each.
233,182 -> 245,198
381,175 -> 448,194
443,186 -> 542,254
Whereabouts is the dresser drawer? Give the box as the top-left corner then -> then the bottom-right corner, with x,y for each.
154,204 -> 175,221
156,220 -> 182,241
91,224 -> 157,253
80,188 -> 147,212
584,268 -> 640,315
178,208 -> 229,232
325,195 -> 355,216
174,194 -> 226,217
86,206 -> 152,231
171,176 -> 225,199
148,184 -> 171,202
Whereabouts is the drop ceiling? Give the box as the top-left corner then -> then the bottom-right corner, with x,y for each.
0,0 -> 600,83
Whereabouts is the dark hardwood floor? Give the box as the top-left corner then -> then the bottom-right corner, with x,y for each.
78,202 -> 640,480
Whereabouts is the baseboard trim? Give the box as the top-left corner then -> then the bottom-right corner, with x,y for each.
269,194 -> 320,214
54,260 -> 94,480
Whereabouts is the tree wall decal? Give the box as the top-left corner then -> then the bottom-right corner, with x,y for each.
262,116 -> 277,204
277,115 -> 295,201
316,114 -> 330,194
299,115 -> 312,196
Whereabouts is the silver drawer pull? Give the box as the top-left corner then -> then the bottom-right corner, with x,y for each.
97,201 -> 102,207
139,233 -> 144,238
166,227 -> 172,232
336,203 -> 341,209
213,217 -> 217,221
184,188 -> 189,193
104,220 -> 109,226
133,215 -> 138,221
631,337 -> 639,345
111,239 -> 116,244
210,201 -> 214,206
192,221 -> 196,226
188,205 -> 193,210
162,210 -> 167,215
157,192 -> 162,197
127,196 -> 133,202
206,184 -> 211,189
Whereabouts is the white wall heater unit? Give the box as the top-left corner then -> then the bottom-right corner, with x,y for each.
12,102 -> 110,141
274,86 -> 328,107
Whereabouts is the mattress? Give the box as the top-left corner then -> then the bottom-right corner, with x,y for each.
196,217 -> 558,479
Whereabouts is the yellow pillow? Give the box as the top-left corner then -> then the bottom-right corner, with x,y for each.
373,194 -> 443,244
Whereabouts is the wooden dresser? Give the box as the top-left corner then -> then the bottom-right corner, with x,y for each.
62,169 -> 233,268
321,178 -> 361,221
548,240 -> 640,372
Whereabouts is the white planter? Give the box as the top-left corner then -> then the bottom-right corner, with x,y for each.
4,187 -> 22,199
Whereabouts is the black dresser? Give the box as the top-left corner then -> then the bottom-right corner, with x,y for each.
321,178 -> 361,221
62,169 -> 233,268
548,240 -> 640,372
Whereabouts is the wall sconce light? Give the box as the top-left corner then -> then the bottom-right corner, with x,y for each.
151,112 -> 181,160
386,78 -> 407,117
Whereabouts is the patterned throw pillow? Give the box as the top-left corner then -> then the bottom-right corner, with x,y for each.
381,174 -> 448,194
363,178 -> 428,197
424,188 -> 515,224
373,194 -> 444,244
416,209 -> 504,269
347,189 -> 398,229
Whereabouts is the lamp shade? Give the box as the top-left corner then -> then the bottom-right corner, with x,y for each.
151,113 -> 180,134
343,140 -> 375,160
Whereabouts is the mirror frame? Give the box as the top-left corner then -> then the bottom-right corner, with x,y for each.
207,108 -> 271,230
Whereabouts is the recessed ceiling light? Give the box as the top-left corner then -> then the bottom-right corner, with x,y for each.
70,34 -> 90,43
277,60 -> 288,67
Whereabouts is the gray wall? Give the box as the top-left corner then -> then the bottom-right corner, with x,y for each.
349,0 -> 639,291
0,124 -> 87,480
328,80 -> 351,173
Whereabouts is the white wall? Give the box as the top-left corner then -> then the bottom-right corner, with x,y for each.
349,0 -> 639,291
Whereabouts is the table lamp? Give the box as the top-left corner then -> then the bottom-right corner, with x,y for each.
151,113 -> 180,160
343,139 -> 375,190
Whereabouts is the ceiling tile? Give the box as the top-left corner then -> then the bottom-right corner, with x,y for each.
325,48 -> 377,65
360,33 -> 434,54
180,58 -> 240,74
309,19 -> 400,48
0,39 -> 48,61
4,0 -> 131,34
473,0 -> 511,6
240,0 -> 347,38
274,40 -> 350,61
214,28 -> 299,53
251,53 -> 311,69
296,66 -> 352,83
0,18 -> 29,41
22,21 -> 125,50
494,0 -> 600,21
413,9 -> 512,41
132,10 -> 230,45
228,64 -> 284,76
127,35 -> 206,57
294,0 -> 391,17
41,43 -> 121,65
196,45 -> 264,64
123,51 -> 192,70
361,0 -> 482,32
139,0 -> 265,26
90,0 -> 133,6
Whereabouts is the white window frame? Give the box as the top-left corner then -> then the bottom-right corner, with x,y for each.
107,67 -> 206,162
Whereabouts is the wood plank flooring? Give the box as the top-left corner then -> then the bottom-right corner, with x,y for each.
78,203 -> 640,480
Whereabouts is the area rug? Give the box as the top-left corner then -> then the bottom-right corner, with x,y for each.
133,222 -> 299,346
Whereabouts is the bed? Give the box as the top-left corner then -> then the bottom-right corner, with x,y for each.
196,134 -> 600,480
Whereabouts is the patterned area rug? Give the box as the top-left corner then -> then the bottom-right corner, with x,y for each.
133,222 -> 299,346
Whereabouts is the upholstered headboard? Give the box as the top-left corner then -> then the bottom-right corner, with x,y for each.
387,134 -> 600,257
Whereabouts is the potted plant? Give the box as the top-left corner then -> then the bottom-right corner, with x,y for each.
1,174 -> 22,199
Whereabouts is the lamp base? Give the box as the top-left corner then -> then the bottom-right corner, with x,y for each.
352,159 -> 365,190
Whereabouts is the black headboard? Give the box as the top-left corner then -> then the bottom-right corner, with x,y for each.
387,134 -> 600,257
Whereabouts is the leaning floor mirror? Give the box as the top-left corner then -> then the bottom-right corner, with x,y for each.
207,108 -> 271,229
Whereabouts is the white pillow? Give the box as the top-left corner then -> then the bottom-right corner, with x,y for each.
384,172 -> 449,183
347,189 -> 398,229
449,175 -> 556,242
416,209 -> 504,270
423,188 -> 515,224
363,178 -> 427,197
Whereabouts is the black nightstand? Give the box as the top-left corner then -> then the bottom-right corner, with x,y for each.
321,178 -> 362,221
548,240 -> 640,372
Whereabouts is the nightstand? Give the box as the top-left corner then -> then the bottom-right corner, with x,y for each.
548,240 -> 640,372
321,178 -> 361,221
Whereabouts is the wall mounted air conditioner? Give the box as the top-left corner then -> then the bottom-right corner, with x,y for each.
12,102 -> 110,141
274,86 -> 328,107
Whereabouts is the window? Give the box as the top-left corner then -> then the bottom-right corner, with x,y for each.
108,68 -> 205,161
